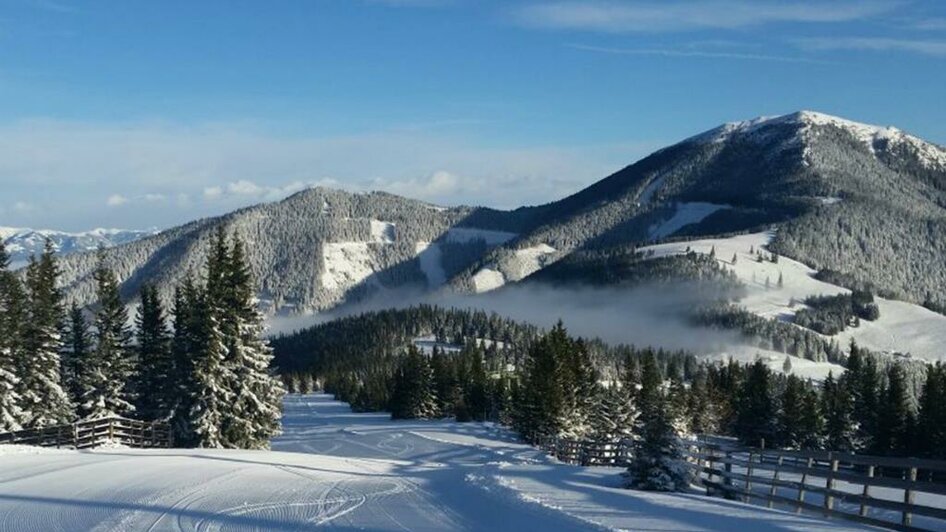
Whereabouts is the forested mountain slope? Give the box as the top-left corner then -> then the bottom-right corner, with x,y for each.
46,111 -> 946,315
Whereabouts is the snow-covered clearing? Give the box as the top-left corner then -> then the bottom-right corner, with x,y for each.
370,220 -> 396,243
415,242 -> 447,287
648,203 -> 730,240
445,227 -> 517,246
320,243 -> 376,292
640,231 -> 946,363
472,267 -> 506,293
0,394 -> 871,531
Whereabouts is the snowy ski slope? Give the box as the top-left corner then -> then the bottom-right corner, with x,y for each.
0,394 -> 870,531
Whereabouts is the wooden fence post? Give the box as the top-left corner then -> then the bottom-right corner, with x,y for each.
768,454 -> 783,509
860,465 -> 874,517
825,455 -> 839,516
797,457 -> 813,514
745,451 -> 755,503
903,466 -> 917,527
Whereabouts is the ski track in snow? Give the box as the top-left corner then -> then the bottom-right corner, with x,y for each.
0,394 -> 874,531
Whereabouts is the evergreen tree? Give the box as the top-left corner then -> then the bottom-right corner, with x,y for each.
873,364 -> 914,456
628,354 -> 690,491
464,346 -> 489,422
81,260 -> 136,419
0,242 -> 24,431
62,303 -> 90,408
169,280 -> 199,445
135,285 -> 173,420
389,345 -> 438,419
220,236 -> 284,449
734,360 -> 776,447
842,341 -> 880,450
917,364 -> 946,458
821,372 -> 856,451
514,322 -> 570,442
19,240 -> 72,427
188,282 -> 231,447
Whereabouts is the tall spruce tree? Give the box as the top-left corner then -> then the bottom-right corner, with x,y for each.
169,279 -> 200,446
917,364 -> 946,458
873,364 -> 914,456
62,303 -> 91,410
842,341 -> 880,450
515,322 -> 570,442
188,279 -> 231,448
389,345 -> 438,419
135,285 -> 173,421
821,372 -> 856,451
628,354 -> 690,491
81,260 -> 135,419
0,242 -> 24,431
20,240 -> 72,427
220,236 -> 284,449
735,359 -> 776,447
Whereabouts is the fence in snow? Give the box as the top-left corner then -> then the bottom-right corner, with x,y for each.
538,434 -> 946,531
0,416 -> 172,449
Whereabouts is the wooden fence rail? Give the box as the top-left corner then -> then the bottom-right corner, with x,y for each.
682,438 -> 946,532
0,417 -> 172,449
537,434 -> 946,531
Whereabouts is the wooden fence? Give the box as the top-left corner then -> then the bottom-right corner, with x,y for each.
0,417 -> 172,450
538,434 -> 946,531
538,436 -> 633,467
683,437 -> 946,531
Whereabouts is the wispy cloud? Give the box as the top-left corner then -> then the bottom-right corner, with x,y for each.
568,43 -> 827,64
512,0 -> 898,33
106,193 -> 167,207
796,37 -> 946,57
912,17 -> 946,31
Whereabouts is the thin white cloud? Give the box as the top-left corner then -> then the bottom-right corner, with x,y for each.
106,194 -> 128,207
796,37 -> 946,57
912,18 -> 946,31
12,201 -> 34,213
0,118 -> 660,228
512,0 -> 898,33
569,43 -> 826,64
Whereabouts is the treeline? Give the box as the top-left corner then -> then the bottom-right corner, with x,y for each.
793,291 -> 880,336
693,304 -> 846,363
0,231 -> 284,449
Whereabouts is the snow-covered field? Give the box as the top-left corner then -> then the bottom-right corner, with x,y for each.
641,231 -> 946,364
0,394 -> 871,531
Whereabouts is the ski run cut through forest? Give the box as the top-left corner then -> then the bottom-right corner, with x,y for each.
0,394 -> 890,531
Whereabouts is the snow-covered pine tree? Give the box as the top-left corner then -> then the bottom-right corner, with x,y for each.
777,375 -> 822,449
841,341 -> 880,450
220,236 -> 284,449
187,281 -> 231,448
81,260 -> 136,420
821,372 -> 856,451
917,363 -> 946,458
628,354 -> 690,491
19,240 -> 73,427
734,359 -> 776,447
389,344 -> 438,420
62,303 -> 90,410
135,285 -> 174,421
169,279 -> 200,446
560,338 -> 599,439
873,364 -> 914,456
0,242 -> 24,431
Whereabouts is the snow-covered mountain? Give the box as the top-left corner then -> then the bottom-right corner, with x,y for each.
1,227 -> 157,269
50,111 -> 946,339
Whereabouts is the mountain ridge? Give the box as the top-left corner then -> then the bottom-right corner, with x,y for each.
34,110 -> 946,316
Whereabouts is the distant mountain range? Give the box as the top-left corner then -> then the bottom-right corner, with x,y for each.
1,227 -> 157,269
45,111 -> 946,322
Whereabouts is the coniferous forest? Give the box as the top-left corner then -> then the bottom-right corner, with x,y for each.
276,309 -> 946,490
0,230 -> 284,449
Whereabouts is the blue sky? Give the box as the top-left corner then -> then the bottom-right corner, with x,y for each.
2,0 -> 945,230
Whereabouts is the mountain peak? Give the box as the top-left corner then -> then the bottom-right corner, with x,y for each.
685,110 -> 945,170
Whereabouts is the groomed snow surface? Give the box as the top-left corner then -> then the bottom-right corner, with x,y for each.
0,394 -> 872,531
